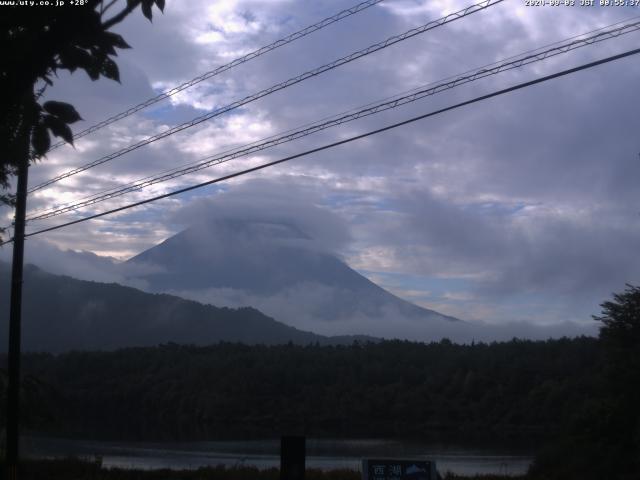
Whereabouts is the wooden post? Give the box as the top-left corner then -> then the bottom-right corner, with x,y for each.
280,436 -> 305,480
6,149 -> 29,480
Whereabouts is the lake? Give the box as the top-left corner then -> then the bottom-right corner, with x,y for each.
23,436 -> 533,476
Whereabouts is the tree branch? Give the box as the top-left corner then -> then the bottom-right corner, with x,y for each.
102,1 -> 140,30
100,0 -> 120,18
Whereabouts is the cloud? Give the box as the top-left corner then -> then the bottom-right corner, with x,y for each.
341,182 -> 639,318
0,0 -> 636,335
1,174 -> 605,341
162,284 -> 597,342
0,239 -> 159,291
169,177 -> 352,255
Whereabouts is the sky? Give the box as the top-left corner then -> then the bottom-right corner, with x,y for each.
2,0 -> 640,333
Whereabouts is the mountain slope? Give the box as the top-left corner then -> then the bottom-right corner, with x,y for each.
125,219 -> 459,337
0,263 -> 371,352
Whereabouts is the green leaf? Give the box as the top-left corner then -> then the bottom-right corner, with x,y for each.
32,123 -> 50,157
85,60 -> 101,80
155,0 -> 165,12
101,58 -> 120,82
104,32 -> 131,50
44,115 -> 74,145
43,101 -> 82,124
141,0 -> 153,21
59,46 -> 93,73
99,40 -> 117,56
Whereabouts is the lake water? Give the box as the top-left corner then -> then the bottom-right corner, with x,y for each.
23,436 -> 533,477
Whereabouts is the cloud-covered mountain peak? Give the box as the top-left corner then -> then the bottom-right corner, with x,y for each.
125,216 -> 459,336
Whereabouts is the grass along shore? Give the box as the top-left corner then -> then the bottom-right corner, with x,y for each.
6,458 -> 529,480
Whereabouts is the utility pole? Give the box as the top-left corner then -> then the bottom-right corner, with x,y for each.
5,110 -> 30,480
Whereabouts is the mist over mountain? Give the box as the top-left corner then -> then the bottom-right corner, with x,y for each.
0,217 -> 595,345
0,186 -> 597,344
124,218 -> 460,339
0,262 -> 373,352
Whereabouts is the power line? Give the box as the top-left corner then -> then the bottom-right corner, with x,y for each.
46,0 -> 386,152
25,19 -> 640,221
29,19 -> 640,219
29,0 -> 504,193
10,46 -> 639,243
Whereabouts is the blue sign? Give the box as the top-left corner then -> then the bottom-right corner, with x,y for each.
362,459 -> 437,480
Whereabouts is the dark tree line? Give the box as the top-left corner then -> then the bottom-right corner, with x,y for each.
531,285 -> 640,479
1,337 -> 600,444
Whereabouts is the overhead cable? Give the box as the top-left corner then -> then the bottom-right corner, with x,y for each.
29,0 -> 504,193
47,0 -> 386,151
8,46 -> 638,243
26,19 -> 640,221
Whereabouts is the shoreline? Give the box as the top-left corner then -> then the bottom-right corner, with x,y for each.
7,458 -> 529,480
19,436 -> 533,477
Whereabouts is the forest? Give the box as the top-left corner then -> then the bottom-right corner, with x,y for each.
1,337 -> 599,443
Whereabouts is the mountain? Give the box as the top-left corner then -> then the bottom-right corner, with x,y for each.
124,218 -> 459,337
0,263 -> 374,352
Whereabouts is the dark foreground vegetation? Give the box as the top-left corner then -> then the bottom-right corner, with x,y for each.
1,285 -> 639,479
